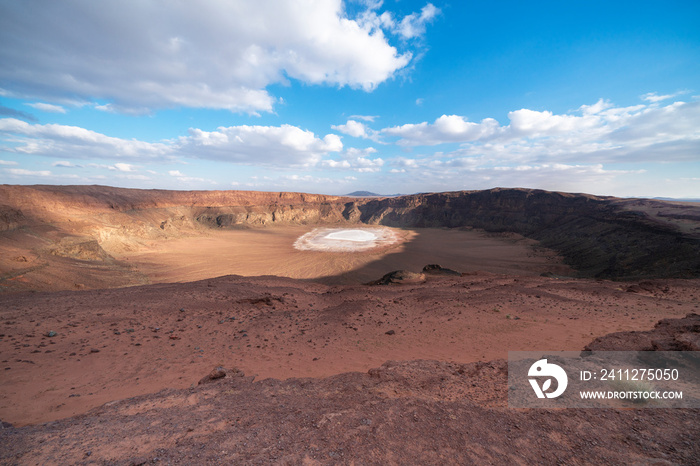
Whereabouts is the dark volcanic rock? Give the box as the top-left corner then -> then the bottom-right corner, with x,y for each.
367,270 -> 426,285
584,313 -> 700,351
422,264 -> 461,276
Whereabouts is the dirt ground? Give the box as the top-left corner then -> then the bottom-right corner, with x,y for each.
118,226 -> 572,285
1,271 -> 697,427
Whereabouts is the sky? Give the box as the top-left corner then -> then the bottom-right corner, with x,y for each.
0,0 -> 698,198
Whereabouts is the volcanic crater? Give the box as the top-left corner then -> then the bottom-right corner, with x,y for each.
1,184 -> 699,464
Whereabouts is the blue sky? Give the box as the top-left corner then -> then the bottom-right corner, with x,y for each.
0,0 -> 698,197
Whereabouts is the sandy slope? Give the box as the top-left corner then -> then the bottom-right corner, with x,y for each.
1,272 -> 697,427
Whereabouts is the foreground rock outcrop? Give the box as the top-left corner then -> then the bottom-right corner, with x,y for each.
2,312 -> 698,464
585,312 -> 700,351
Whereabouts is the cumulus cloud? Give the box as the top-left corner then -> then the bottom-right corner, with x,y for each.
383,114 -> 501,145
381,98 -> 700,163
321,159 -> 352,169
357,2 -> 440,40
396,3 -> 440,39
4,168 -> 52,177
110,163 -> 136,172
332,120 -> 369,138
331,119 -> 382,142
0,118 -> 344,167
179,125 -> 343,166
0,118 -> 172,160
321,147 -> 383,172
0,159 -> 18,166
0,0 -> 417,113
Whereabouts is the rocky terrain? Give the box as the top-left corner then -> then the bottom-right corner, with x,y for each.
0,185 -> 699,464
1,303 -> 698,464
1,185 -> 699,294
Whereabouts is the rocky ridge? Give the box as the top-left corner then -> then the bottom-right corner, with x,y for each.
1,185 -> 699,291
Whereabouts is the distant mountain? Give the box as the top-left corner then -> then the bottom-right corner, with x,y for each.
346,191 -> 381,197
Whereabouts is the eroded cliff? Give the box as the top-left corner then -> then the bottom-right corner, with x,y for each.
1,184 -> 699,285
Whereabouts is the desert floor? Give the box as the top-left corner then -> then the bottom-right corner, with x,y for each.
118,226 -> 573,285
2,269 -> 697,426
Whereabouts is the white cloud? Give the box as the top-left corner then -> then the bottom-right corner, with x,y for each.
381,99 -> 700,163
321,147 -> 383,172
111,163 -> 136,172
396,3 -> 440,39
383,114 -> 501,146
0,0 -> 416,113
331,120 -> 384,143
25,102 -> 66,114
179,124 -> 343,166
357,2 -> 440,40
578,98 -> 613,115
507,108 -> 598,136
4,168 -> 52,176
0,118 -> 172,160
349,114 -> 378,122
0,159 -> 18,165
168,169 -> 208,183
354,157 -> 384,172
0,118 -> 344,167
332,120 -> 369,138
322,159 -> 352,169
344,147 -> 378,158
640,91 -> 687,103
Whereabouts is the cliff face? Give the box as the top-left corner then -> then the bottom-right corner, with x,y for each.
345,189 -> 700,279
1,185 -> 699,280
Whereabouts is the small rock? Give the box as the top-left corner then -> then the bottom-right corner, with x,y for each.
198,366 -> 228,385
45,331 -> 57,338
422,264 -> 461,276
90,348 -> 100,353
385,330 -> 396,335
367,270 -> 425,286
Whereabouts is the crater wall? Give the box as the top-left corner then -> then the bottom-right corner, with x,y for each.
1,184 -> 699,281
